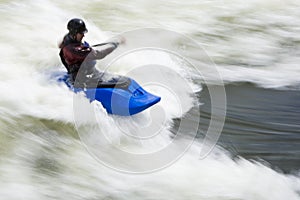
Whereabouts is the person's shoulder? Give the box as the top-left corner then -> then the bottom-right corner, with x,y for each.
61,34 -> 78,48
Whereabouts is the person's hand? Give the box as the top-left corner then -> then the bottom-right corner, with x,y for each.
118,36 -> 126,45
110,36 -> 126,48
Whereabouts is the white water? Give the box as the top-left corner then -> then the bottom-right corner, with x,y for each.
0,0 -> 300,199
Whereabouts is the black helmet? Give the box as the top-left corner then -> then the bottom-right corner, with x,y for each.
67,18 -> 88,35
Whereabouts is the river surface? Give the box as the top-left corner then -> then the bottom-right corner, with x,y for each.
0,0 -> 300,199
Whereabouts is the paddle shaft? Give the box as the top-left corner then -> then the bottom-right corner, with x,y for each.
92,42 -> 118,47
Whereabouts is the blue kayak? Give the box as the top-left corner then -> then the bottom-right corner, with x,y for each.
57,72 -> 161,116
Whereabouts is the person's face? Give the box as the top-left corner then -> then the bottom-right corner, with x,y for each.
75,32 -> 84,42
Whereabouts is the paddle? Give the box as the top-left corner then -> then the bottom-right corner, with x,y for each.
92,42 -> 113,47
92,37 -> 125,47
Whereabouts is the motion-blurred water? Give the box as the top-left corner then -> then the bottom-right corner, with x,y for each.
0,0 -> 300,199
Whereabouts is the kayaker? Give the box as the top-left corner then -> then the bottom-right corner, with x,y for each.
59,18 -> 122,82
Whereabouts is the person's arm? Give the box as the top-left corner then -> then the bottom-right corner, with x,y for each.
89,42 -> 119,60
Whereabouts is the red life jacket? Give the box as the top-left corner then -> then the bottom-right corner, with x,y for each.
59,34 -> 92,75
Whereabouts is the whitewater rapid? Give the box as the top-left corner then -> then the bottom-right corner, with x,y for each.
0,0 -> 300,200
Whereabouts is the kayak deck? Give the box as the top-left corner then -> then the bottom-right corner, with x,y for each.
58,72 -> 161,116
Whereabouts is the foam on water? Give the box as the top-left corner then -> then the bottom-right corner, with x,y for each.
1,0 -> 300,199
